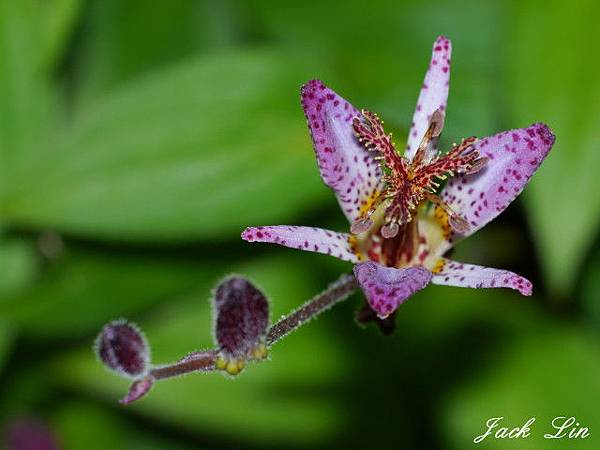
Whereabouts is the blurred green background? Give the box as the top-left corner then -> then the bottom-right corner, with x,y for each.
1,0 -> 599,449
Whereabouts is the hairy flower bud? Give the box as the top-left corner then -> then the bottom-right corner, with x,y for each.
96,320 -> 149,378
120,376 -> 154,405
213,276 -> 269,374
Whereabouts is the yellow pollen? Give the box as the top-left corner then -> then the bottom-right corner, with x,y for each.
215,356 -> 227,370
225,359 -> 245,376
251,343 -> 268,360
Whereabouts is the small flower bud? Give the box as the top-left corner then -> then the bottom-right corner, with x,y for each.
96,320 -> 149,378
213,276 -> 269,373
120,376 -> 154,405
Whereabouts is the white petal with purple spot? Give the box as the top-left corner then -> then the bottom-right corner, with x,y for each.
405,36 -> 452,161
431,258 -> 532,295
242,225 -> 360,263
301,79 -> 382,223
440,123 -> 555,240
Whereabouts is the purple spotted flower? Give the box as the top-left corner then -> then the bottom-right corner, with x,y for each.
242,36 -> 555,319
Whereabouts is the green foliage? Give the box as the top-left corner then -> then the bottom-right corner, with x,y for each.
0,320 -> 14,372
508,0 -> 600,294
0,238 -> 38,296
2,50 -> 329,241
443,325 -> 600,449
0,247 -> 220,337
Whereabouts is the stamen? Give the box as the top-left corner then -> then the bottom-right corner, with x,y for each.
465,156 -> 489,175
351,218 -> 374,234
426,193 -> 470,234
429,109 -> 445,138
351,107 -> 482,241
352,110 -> 407,176
413,136 -> 481,193
412,108 -> 445,167
448,214 -> 470,234
381,221 -> 400,239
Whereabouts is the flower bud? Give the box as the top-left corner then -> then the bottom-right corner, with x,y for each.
120,376 -> 154,405
96,320 -> 149,378
213,276 -> 269,374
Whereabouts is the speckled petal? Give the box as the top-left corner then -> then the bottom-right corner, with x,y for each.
353,261 -> 432,318
405,36 -> 452,161
431,258 -> 532,295
242,225 -> 361,263
440,123 -> 555,240
301,79 -> 382,223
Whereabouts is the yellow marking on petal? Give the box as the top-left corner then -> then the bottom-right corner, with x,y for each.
358,189 -> 383,218
349,235 -> 367,261
432,259 -> 446,274
433,205 -> 451,239
416,207 -> 452,269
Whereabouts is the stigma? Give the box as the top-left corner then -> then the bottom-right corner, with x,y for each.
351,108 -> 488,238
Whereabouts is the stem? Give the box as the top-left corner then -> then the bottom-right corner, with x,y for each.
144,274 -> 358,381
266,273 -> 358,346
150,350 -> 216,380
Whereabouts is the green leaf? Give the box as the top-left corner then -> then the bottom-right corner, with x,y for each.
442,326 -> 600,449
508,0 -> 600,294
52,255 -> 350,446
0,0 -> 57,196
73,0 -> 240,106
38,0 -> 83,71
0,238 -> 38,296
251,0 -> 502,139
54,402 -> 201,450
0,247 -> 221,338
582,250 -> 600,331
2,50 -> 329,242
0,320 -> 14,373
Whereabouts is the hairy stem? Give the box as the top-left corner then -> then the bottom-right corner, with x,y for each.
144,274 -> 358,381
150,351 -> 217,380
266,273 -> 358,346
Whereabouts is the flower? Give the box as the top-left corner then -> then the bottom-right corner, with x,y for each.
242,36 -> 555,319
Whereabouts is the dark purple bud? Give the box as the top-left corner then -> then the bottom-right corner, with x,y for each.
6,418 -> 59,450
120,376 -> 154,405
96,320 -> 149,378
213,276 -> 269,367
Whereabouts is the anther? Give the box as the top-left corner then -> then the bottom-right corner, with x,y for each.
448,214 -> 470,234
351,218 -> 374,234
381,221 -> 400,238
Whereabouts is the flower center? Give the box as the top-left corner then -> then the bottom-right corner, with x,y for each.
351,109 -> 488,240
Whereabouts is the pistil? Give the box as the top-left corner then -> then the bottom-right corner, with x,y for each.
351,108 -> 488,239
